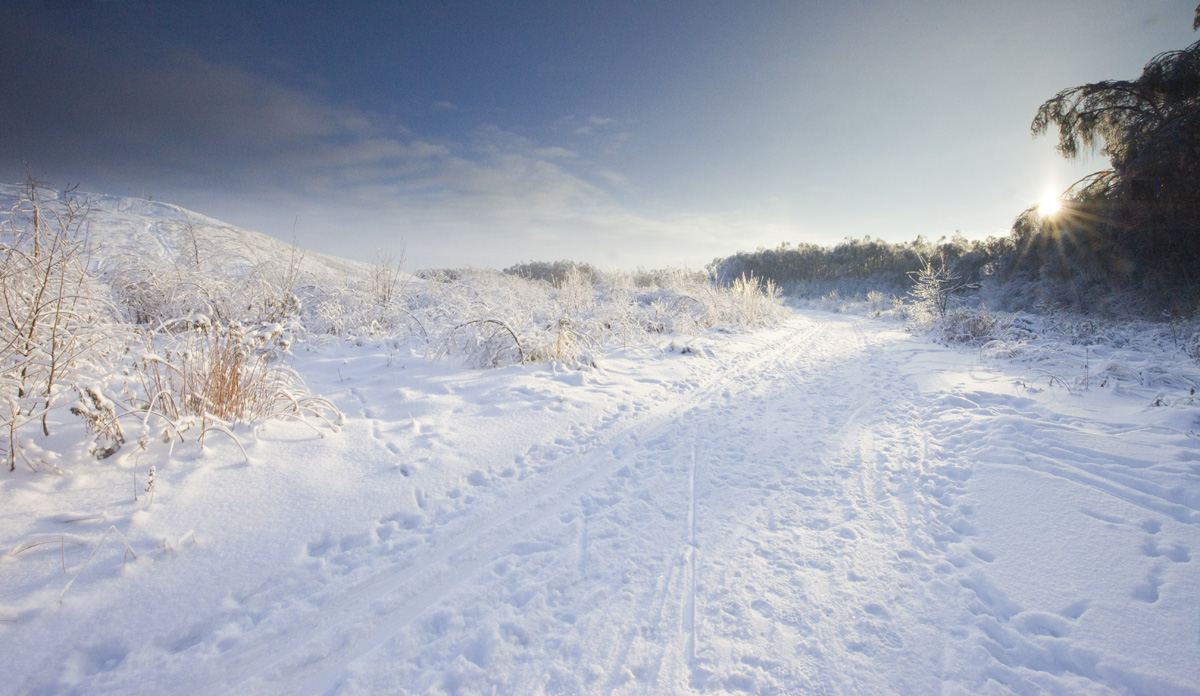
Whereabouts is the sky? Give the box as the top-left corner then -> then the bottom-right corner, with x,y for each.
0,1 -> 1196,271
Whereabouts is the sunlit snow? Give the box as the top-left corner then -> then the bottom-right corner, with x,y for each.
2,189 -> 1198,695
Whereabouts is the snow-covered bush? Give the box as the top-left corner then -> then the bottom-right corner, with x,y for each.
906,255 -> 971,325
866,291 -> 892,314
715,273 -> 785,327
937,306 -> 1010,346
126,318 -> 340,447
435,318 -> 527,368
524,316 -> 600,368
103,238 -> 307,329
968,310 -> 1200,401
364,265 -> 787,369
504,259 -> 601,286
0,183 -> 123,471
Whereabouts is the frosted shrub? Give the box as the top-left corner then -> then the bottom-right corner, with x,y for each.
435,318 -> 526,368
556,267 -> 597,315
129,318 -> 340,444
720,274 -> 785,327
907,255 -> 970,325
107,262 -> 223,326
408,265 -> 785,369
866,291 -> 892,314
938,306 -> 1009,346
105,249 -> 309,330
70,386 -> 124,460
0,183 -> 122,470
593,284 -> 638,348
421,270 -> 542,367
369,250 -> 407,307
524,316 -> 600,368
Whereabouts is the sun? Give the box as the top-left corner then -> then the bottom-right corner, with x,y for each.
1038,194 -> 1061,217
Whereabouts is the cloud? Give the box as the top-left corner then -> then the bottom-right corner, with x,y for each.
0,17 -> 780,270
555,114 -> 623,137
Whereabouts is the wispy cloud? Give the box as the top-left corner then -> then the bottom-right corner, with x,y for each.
0,19 -> 781,269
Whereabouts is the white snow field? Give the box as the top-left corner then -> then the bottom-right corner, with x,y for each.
4,306 -> 1199,695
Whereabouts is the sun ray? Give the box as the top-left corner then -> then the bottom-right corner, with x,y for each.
1038,193 -> 1061,217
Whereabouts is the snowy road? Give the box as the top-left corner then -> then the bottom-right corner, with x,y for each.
224,315 -> 949,695
6,312 -> 1200,695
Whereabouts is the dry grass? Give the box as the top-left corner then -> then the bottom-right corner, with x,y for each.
131,320 -> 341,446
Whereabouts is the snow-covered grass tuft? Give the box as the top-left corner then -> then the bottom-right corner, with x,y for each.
128,319 -> 342,447
936,306 -> 1011,346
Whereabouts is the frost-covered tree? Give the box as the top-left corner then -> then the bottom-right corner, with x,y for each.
1013,5 -> 1200,308
907,255 -> 971,322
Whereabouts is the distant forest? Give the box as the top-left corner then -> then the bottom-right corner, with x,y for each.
707,6 -> 1200,319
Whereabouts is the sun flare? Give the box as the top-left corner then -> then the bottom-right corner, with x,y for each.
1038,194 -> 1061,217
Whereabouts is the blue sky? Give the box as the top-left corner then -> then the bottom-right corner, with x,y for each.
1,1 -> 1196,270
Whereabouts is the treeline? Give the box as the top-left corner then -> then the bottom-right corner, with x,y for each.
707,235 -> 1001,297
502,259 -> 707,289
707,226 -> 1195,317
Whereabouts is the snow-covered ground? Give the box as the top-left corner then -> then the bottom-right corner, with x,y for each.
3,308 -> 1198,695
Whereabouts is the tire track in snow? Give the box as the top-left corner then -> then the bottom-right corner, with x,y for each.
565,315 -> 950,694
684,425 -> 698,666
184,317 -> 829,696
675,316 -> 956,694
591,326 -> 863,694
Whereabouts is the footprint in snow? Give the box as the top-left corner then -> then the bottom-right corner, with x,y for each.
1132,569 -> 1165,603
1141,539 -> 1190,563
847,620 -> 904,654
339,531 -> 370,550
306,534 -> 334,558
381,511 -> 425,530
751,599 -> 775,618
862,603 -> 890,618
1059,599 -> 1090,620
1012,611 -> 1072,638
948,517 -> 977,537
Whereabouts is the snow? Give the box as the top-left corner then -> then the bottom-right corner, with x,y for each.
3,308 -> 1198,695
2,185 -> 1199,694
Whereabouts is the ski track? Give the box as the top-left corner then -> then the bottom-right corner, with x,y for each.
16,311 -> 1200,695
185,318 -> 833,695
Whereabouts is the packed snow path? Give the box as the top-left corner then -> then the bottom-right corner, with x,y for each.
6,312 -> 1199,695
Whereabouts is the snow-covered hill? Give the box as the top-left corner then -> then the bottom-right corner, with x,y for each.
0,182 -> 374,283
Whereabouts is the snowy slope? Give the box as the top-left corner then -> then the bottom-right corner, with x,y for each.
0,183 -> 373,283
3,308 -> 1198,695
